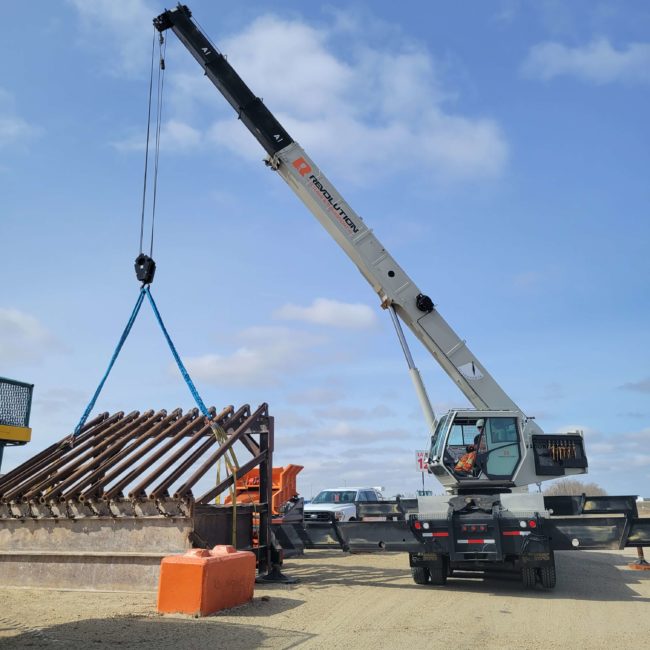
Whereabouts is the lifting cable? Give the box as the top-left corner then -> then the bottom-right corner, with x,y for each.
72,28 -> 240,543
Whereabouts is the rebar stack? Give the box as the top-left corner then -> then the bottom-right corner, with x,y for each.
0,403 -> 272,519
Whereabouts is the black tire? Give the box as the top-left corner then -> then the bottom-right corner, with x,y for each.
429,555 -> 448,586
429,566 -> 448,585
539,565 -> 556,589
522,566 -> 537,588
411,566 -> 430,585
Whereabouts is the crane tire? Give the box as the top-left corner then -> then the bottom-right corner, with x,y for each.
429,566 -> 448,585
411,566 -> 430,585
539,565 -> 556,589
522,566 -> 537,588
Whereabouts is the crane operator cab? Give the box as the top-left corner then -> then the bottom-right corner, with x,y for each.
427,409 -> 588,493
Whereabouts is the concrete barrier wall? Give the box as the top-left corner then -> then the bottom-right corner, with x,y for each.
0,517 -> 192,553
0,516 -> 193,591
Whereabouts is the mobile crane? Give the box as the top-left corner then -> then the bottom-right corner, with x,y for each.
153,5 -> 649,588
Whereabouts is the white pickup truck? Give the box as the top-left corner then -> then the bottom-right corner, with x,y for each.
303,487 -> 384,522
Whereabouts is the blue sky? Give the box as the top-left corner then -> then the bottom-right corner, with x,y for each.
1,0 -> 648,499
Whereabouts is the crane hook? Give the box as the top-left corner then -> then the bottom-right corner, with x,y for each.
135,253 -> 156,285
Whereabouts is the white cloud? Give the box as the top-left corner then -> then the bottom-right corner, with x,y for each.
112,119 -> 202,153
33,388 -> 87,415
68,0 -> 155,77
170,13 -> 508,182
513,270 -> 544,289
0,308 -> 61,363
184,326 -> 325,387
277,438 -> 438,497
557,425 -> 650,492
522,38 -> 650,84
0,89 -> 39,149
287,386 -> 345,405
314,404 -> 396,421
274,298 -> 377,329
67,5 -> 508,181
220,16 -> 355,119
620,377 -> 650,394
0,116 -> 36,148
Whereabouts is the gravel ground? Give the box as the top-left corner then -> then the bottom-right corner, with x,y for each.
0,548 -> 648,649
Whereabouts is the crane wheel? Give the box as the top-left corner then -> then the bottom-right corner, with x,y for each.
521,566 -> 537,588
429,566 -> 448,586
539,565 -> 556,589
426,556 -> 449,586
411,566 -> 430,585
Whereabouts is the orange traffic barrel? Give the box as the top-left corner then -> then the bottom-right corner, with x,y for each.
157,545 -> 256,616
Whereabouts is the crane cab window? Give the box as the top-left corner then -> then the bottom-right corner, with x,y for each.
445,420 -> 483,477
444,416 -> 521,481
487,418 -> 518,444
447,422 -> 480,448
482,417 -> 520,479
430,413 -> 450,460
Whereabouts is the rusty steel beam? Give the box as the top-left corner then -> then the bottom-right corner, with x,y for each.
128,405 -> 244,500
15,411 -> 139,501
51,410 -> 171,501
1,403 -> 274,524
197,452 -> 267,504
20,410 -> 155,503
67,408 -> 187,501
153,436 -> 217,500
3,411 -> 142,503
143,405 -> 253,500
174,403 -> 269,499
0,412 -> 109,490
80,407 -> 200,501
0,412 -> 116,496
127,417 -> 214,499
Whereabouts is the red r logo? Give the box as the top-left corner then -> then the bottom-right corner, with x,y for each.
292,157 -> 312,176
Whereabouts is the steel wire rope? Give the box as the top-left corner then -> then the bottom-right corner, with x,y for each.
138,28 -> 157,256
148,32 -> 167,258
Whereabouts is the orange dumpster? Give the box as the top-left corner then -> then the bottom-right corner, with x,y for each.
157,545 -> 256,616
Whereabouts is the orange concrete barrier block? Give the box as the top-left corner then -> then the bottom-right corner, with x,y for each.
157,545 -> 256,616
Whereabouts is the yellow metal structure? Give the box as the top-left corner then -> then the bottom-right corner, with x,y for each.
0,425 -> 32,443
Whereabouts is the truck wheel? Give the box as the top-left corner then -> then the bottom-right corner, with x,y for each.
429,566 -> 448,586
521,566 -> 537,588
411,566 -> 430,585
429,556 -> 448,586
539,565 -> 556,589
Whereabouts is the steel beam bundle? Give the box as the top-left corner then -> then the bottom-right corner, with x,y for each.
0,404 -> 273,520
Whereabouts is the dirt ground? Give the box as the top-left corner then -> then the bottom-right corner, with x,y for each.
0,548 -> 648,649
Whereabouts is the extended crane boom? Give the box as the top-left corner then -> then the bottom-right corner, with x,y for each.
154,5 -> 528,419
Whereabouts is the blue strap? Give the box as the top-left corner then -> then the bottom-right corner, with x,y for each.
74,288 -> 147,435
73,286 -> 213,437
144,286 -> 212,420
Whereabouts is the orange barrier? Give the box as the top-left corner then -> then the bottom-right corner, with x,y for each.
157,545 -> 256,616
225,464 -> 303,515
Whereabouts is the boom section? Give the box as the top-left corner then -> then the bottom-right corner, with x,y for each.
154,5 -> 292,157
154,5 -> 531,417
